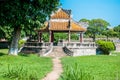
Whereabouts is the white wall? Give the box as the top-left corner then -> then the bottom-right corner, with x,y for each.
70,48 -> 96,56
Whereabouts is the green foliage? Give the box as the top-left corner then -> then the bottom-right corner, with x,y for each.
42,33 -> 79,43
88,19 -> 110,41
102,29 -> 116,39
114,25 -> 120,39
79,18 -> 90,22
54,33 -> 67,43
0,26 -> 5,39
0,26 -> 14,41
80,18 -> 110,41
60,63 -> 94,80
0,0 -> 60,28
96,40 -> 115,55
42,33 -> 49,42
61,56 -> 120,80
71,33 -> 79,40
0,0 -> 60,54
18,39 -> 26,48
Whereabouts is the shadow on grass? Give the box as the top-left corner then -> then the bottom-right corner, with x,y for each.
18,53 -> 29,57
0,52 -> 7,56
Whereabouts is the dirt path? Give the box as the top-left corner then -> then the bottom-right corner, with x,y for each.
42,57 -> 63,80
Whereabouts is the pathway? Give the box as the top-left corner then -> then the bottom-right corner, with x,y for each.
42,57 -> 63,80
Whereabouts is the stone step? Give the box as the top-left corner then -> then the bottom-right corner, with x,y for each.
47,46 -> 67,57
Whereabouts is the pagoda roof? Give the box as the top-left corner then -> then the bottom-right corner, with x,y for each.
49,21 -> 69,31
38,8 -> 86,32
71,21 -> 86,31
39,20 -> 86,32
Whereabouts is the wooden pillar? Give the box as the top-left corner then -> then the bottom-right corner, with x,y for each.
51,31 -> 54,42
79,32 -> 83,43
49,31 -> 54,42
38,32 -> 42,42
68,30 -> 71,42
49,31 -> 51,42
39,32 -> 42,42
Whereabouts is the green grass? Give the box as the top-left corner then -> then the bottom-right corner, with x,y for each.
111,51 -> 120,56
0,49 -> 52,80
0,49 -> 8,56
60,54 -> 120,80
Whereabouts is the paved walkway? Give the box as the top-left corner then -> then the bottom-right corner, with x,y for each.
42,57 -> 63,80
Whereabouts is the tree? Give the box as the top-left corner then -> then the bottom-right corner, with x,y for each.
0,26 -> 5,39
54,33 -> 68,43
114,25 -> 120,39
79,18 -> 90,23
0,26 -> 14,41
79,18 -> 90,37
88,19 -> 110,41
71,33 -> 79,40
0,0 -> 60,55
102,28 -> 117,40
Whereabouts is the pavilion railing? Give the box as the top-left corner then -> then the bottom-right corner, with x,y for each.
21,42 -> 53,54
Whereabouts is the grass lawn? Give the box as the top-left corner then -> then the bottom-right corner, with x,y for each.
0,49 -> 52,80
60,53 -> 120,80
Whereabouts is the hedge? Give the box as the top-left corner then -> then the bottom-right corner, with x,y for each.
96,40 -> 115,55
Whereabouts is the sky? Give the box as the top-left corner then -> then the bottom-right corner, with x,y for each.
60,0 -> 120,27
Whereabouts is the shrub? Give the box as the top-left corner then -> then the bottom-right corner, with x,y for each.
96,40 -> 115,55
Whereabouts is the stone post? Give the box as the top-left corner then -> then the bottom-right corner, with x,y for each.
38,32 -> 42,42
68,30 -> 71,42
79,32 -> 83,43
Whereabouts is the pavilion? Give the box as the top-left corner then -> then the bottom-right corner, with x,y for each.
37,8 -> 86,43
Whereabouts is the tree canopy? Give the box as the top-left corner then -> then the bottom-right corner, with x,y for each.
114,25 -> 120,39
80,18 -> 110,41
0,0 -> 60,55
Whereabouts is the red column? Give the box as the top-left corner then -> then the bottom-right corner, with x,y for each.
80,32 -> 83,43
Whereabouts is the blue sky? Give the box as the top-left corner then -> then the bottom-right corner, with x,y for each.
60,0 -> 120,27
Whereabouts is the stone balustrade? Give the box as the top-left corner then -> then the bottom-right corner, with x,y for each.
62,42 -> 97,56
63,42 -> 97,48
83,38 -> 119,42
115,43 -> 120,52
24,42 -> 52,48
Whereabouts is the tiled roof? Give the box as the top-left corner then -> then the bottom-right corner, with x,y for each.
51,8 -> 70,19
39,8 -> 86,32
40,21 -> 86,32
71,21 -> 86,31
49,21 -> 70,31
62,9 -> 71,15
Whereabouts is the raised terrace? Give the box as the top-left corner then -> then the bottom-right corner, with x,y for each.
20,8 -> 120,56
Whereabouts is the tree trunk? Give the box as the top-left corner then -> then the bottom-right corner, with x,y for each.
8,27 -> 21,55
